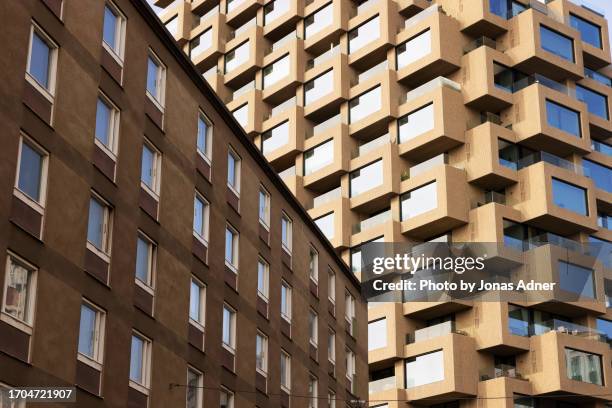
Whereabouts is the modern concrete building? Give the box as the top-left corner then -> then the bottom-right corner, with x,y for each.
153,0 -> 612,406
0,0 -> 368,407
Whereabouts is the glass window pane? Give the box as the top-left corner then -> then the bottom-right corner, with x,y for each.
18,142 -> 43,202
95,98 -> 112,147
194,196 -> 206,237
29,31 -> 51,88
551,178 -> 588,215
4,260 -> 32,322
540,26 -> 574,62
232,104 -> 249,127
141,144 -> 155,189
546,100 -> 581,137
348,16 -> 380,54
197,116 -> 209,155
398,104 -> 434,143
350,160 -> 383,197
565,348 -> 602,385
190,280 -> 201,322
225,228 -> 234,264
147,57 -> 159,97
103,5 -> 118,50
396,30 -> 431,70
559,261 -> 595,298
263,54 -> 290,89
368,318 -> 387,350
135,237 -> 150,283
349,86 -> 382,123
78,304 -> 97,357
570,14 -> 602,49
314,213 -> 334,240
304,3 -> 333,39
225,41 -> 250,73
405,350 -> 444,388
190,29 -> 213,59
264,0 -> 290,25
576,85 -> 608,119
401,182 -> 437,220
262,121 -> 289,154
87,198 -> 105,250
130,335 -> 144,383
304,69 -> 334,105
304,139 -> 334,175
583,159 -> 611,193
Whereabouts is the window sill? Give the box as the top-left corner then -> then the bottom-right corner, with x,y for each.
140,183 -> 160,202
77,353 -> 103,371
189,319 -> 205,332
25,73 -> 55,103
94,139 -> 118,162
102,41 -> 124,67
0,312 -> 33,335
135,278 -> 155,296
128,381 -> 149,396
13,189 -> 45,215
222,343 -> 236,355
145,91 -> 165,113
86,242 -> 111,264
225,261 -> 239,274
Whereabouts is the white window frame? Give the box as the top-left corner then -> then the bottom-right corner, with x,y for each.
0,383 -> 26,408
222,303 -> 237,353
141,138 -> 162,199
345,347 -> 356,389
146,50 -> 166,110
227,146 -> 241,195
308,374 -> 318,408
309,246 -> 319,283
328,390 -> 336,408
1,252 -> 38,335
94,92 -> 121,158
345,291 -> 355,335
186,366 -> 204,408
135,231 -> 156,292
14,134 -> 48,215
309,308 -> 318,347
257,257 -> 269,301
255,330 -> 268,375
87,192 -> 113,260
26,22 -> 58,100
280,349 -> 291,392
258,186 -> 271,229
220,387 -> 234,408
193,192 -> 210,245
224,224 -> 239,272
102,0 -> 127,64
281,213 -> 292,254
328,328 -> 336,364
189,276 -> 206,329
328,269 -> 336,304
77,299 -> 106,370
129,331 -> 152,393
197,111 -> 213,163
281,280 -> 292,322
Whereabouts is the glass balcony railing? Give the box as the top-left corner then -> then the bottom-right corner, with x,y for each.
480,364 -> 525,381
468,112 -> 512,130
311,186 -> 342,208
265,31 -> 301,56
584,68 -> 612,87
228,18 -> 257,41
463,36 -> 502,54
352,61 -> 388,87
264,97 -> 296,120
516,151 -> 589,177
400,4 -> 440,33
591,141 -> 612,156
399,76 -> 461,105
368,376 -> 396,394
349,0 -> 380,18
307,114 -> 343,139
541,319 -> 605,341
306,44 -> 342,70
278,166 -> 296,179
409,154 -> 448,178
406,321 -> 466,344
352,133 -> 391,158
231,80 -> 257,102
353,210 -> 392,234
473,191 -> 506,208
512,74 -> 575,98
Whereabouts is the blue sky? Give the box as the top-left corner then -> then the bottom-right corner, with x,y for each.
596,0 -> 612,46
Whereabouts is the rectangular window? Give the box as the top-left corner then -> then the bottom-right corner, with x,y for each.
232,103 -> 249,127
281,281 -> 292,321
222,304 -> 236,352
551,178 -> 588,216
280,350 -> 291,391
314,212 -> 334,240
78,300 -> 106,365
197,112 -> 212,161
186,367 -> 203,408
189,28 -> 213,59
565,348 -> 603,385
264,0 -> 290,25
396,30 -> 431,70
304,69 -> 334,105
225,225 -> 239,270
135,232 -> 156,289
368,318 -> 387,351
263,54 -> 290,89
2,253 -> 37,329
398,103 -> 434,143
345,348 -> 356,385
348,15 -> 380,54
349,85 -> 382,123
304,139 -> 334,176
546,100 -> 581,137
87,194 -> 112,256
309,309 -> 318,347
129,332 -> 152,389
328,390 -> 336,408
328,328 -> 336,363
227,147 -> 241,194
281,213 -> 292,253
304,2 -> 333,39
328,270 -> 336,303
262,121 -> 289,154
27,24 -> 58,94
583,159 -> 611,193
570,14 -> 602,49
258,187 -> 271,227
559,261 -> 595,299
350,159 -> 383,197
141,140 -> 162,197
576,85 -> 609,119
400,181 -> 438,220
95,94 -> 120,155
146,52 -> 166,107
540,25 -> 575,62
189,277 -> 206,327
257,258 -> 269,300
256,331 -> 268,374
345,291 -> 355,334
220,387 -> 234,408
309,247 -> 319,283
15,136 -> 47,208
193,193 -> 210,242
103,1 -> 126,60
405,350 -> 444,388
308,374 -> 318,408
225,41 -> 250,74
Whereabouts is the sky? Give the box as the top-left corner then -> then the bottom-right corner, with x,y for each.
599,1 -> 612,48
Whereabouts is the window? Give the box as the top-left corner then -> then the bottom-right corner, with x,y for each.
559,261 -> 595,299
225,41 -> 250,74
129,332 -> 152,389
309,309 -> 318,346
281,281 -> 292,321
596,318 -> 612,343
348,15 -> 380,54
349,85 -> 382,123
255,258 -> 270,300
489,0 -> 526,19
345,291 -> 355,334
540,26 -> 574,62
565,348 -> 603,385
398,103 -> 434,143
193,193 -> 210,242
27,24 -> 58,94
222,304 -> 236,351
256,331 -> 268,374
576,85 -> 608,119
405,350 -> 444,388
508,304 -> 530,336
102,1 -> 126,60
281,214 -> 292,253
493,63 -> 514,92
350,159 -> 383,197
186,367 -> 203,408
197,112 -> 212,161
264,0 -> 290,25
141,140 -> 161,197
226,0 -> 246,12
0,383 -> 25,408
2,254 -> 37,330
514,395 -> 535,408
314,212 -> 334,240
135,233 -> 156,289
328,390 -> 336,408
308,375 -> 318,408
220,388 -> 234,408
304,2 -> 333,39
400,181 -> 438,220
327,270 -> 336,305
95,94 -> 120,155
368,318 -> 387,351
280,350 -> 291,391
190,28 -> 213,59
263,54 -> 290,89
262,121 -> 289,154
225,225 -> 239,270
189,277 -> 206,327
258,187 -> 271,227
583,159 -> 611,193
232,103 -> 249,127
350,236 -> 383,274
328,329 -> 336,363
87,194 -> 112,256
15,136 -> 47,208
146,52 -> 166,107
546,100 -> 581,137
345,348 -> 356,386
570,14 -> 602,48
396,30 -> 431,69
78,300 -> 106,365
227,147 -> 241,193
551,178 -> 588,216
304,139 -> 334,176
304,69 -> 334,105
598,212 -> 611,229
309,247 -> 319,283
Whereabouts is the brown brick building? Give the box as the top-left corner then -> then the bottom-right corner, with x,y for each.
0,0 -> 367,407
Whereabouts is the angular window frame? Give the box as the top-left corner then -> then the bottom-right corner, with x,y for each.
95,92 -> 121,157
87,192 -> 113,259
135,231 -> 157,292
102,0 -> 127,63
129,331 -> 152,393
141,138 -> 162,199
146,50 -> 166,109
26,23 -> 59,99
193,192 -> 210,244
197,111 -> 213,162
14,134 -> 48,214
257,257 -> 270,301
77,299 -> 106,369
222,303 -> 237,353
225,224 -> 239,272
1,252 -> 38,334
189,276 -> 206,329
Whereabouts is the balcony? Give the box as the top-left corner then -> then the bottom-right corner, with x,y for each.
189,13 -> 226,70
437,0 -> 511,37
261,38 -> 306,104
480,364 -> 526,381
407,321 -> 467,344
258,105 -> 305,167
262,0 -> 303,39
303,0 -> 348,54
397,0 -> 431,18
302,131 -> 350,192
223,26 -> 264,87
348,72 -> 397,140
225,0 -> 264,27
368,376 -> 396,394
303,49 -> 350,121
